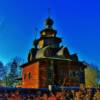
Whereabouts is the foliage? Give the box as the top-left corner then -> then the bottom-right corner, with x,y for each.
0,61 -> 6,80
85,63 -> 100,87
0,61 -> 7,86
3,57 -> 24,87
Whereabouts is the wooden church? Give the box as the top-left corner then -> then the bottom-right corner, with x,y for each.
20,18 -> 87,88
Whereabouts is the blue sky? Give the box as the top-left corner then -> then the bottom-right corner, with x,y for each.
0,0 -> 100,68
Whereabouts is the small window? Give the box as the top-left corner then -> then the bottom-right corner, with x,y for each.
73,72 -> 76,77
69,71 -> 73,77
42,32 -> 46,36
28,72 -> 31,80
75,71 -> 79,77
24,74 -> 26,79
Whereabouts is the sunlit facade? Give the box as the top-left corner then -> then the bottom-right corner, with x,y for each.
20,18 -> 87,88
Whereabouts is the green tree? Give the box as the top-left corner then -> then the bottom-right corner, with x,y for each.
85,63 -> 100,87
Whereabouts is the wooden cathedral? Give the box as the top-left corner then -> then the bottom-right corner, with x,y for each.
20,18 -> 87,88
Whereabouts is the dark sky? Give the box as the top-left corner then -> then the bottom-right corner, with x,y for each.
0,0 -> 100,68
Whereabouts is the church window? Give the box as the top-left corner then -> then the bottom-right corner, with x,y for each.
47,64 -> 54,81
66,72 -> 68,76
24,74 -> 26,79
73,72 -> 76,76
48,72 -> 52,79
42,32 -> 46,36
75,71 -> 79,77
28,72 -> 31,80
64,72 -> 66,76
60,71 -> 63,77
69,71 -> 73,77
68,71 -> 79,77
51,34 -> 54,37
38,40 -> 44,48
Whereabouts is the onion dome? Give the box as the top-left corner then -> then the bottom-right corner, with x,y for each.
45,17 -> 54,28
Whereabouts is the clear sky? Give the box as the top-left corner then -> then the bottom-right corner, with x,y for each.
0,0 -> 100,68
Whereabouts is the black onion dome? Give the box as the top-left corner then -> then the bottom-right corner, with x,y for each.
45,17 -> 54,27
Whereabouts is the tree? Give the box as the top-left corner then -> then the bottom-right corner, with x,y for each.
85,63 -> 100,87
0,61 -> 6,80
0,61 -> 7,86
5,57 -> 24,87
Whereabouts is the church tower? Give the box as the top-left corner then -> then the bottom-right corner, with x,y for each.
34,18 -> 61,48
20,17 -> 87,88
28,17 -> 64,62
